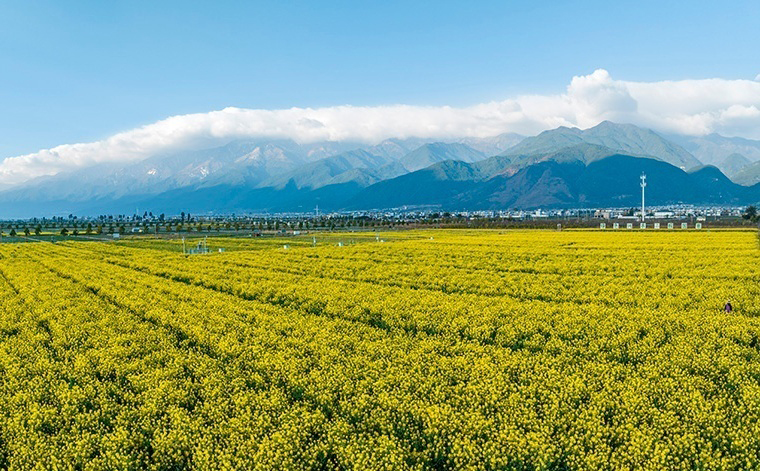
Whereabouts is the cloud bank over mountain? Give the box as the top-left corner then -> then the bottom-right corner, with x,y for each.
2,69 -> 759,186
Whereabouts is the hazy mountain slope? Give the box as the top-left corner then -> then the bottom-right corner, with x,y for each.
399,143 -> 486,172
260,150 -> 396,189
504,121 -> 701,169
323,161 -> 408,187
583,121 -> 701,169
455,133 -> 524,155
362,138 -> 436,160
358,135 -> 522,160
673,134 -> 760,166
257,141 -> 487,190
719,153 -> 752,177
345,160 -> 483,209
733,161 -> 760,186
0,139 -> 358,204
487,143 -> 621,177
504,126 -> 586,154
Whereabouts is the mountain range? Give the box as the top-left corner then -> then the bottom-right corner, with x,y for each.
1,122 -> 759,217
504,121 -> 702,170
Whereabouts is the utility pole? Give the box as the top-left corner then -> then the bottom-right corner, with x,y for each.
640,173 -> 647,223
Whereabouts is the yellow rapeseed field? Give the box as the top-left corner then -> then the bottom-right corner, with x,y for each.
0,229 -> 758,470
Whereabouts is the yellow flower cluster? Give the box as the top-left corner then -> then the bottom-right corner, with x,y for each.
0,229 -> 758,470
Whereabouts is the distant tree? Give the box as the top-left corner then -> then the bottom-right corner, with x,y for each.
86,223 -> 93,234
743,206 -> 758,223
72,229 -> 79,236
34,225 -> 41,235
119,225 -> 126,234
60,228 -> 68,236
181,212 -> 185,222
9,228 -> 16,237
96,225 -> 103,234
23,227 -> 30,236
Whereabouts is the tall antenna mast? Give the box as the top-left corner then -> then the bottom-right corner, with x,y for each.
640,172 -> 647,223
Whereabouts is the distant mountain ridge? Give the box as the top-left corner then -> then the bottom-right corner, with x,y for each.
668,133 -> 760,178
348,152 -> 760,210
0,135 -> 517,216
505,121 -> 701,170
673,133 -> 760,165
2,121 -> 760,217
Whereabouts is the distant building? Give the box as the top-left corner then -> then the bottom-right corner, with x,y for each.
595,210 -> 613,219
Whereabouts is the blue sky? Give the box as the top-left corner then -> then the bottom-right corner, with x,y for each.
1,0 -> 759,160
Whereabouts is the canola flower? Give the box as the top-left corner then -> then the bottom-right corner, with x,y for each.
0,230 -> 758,470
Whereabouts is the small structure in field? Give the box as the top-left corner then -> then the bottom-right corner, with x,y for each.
184,237 -> 215,255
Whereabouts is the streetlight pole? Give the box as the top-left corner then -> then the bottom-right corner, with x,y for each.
640,173 -> 647,223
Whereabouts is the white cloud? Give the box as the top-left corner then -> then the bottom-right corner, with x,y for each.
2,69 -> 760,186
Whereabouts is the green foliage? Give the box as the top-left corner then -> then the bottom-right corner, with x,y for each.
743,205 -> 758,223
